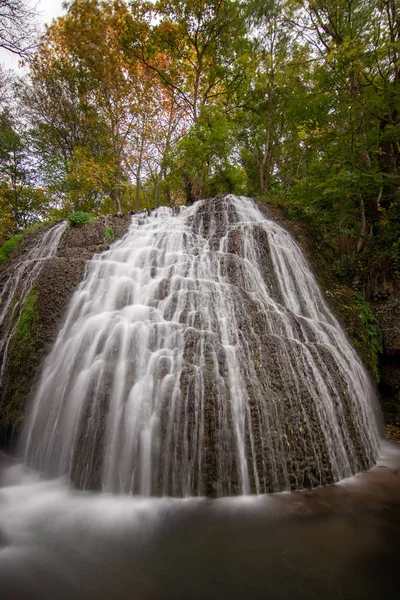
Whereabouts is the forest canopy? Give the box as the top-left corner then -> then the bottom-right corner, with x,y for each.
0,0 -> 399,298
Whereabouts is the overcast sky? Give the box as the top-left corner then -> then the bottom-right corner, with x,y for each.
1,0 -> 66,71
36,0 -> 66,26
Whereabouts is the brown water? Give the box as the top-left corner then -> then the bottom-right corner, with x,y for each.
0,441 -> 399,600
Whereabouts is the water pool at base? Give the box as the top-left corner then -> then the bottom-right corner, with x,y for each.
1,441 -> 399,600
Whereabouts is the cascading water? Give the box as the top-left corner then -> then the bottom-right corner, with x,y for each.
21,196 -> 380,496
0,222 -> 67,389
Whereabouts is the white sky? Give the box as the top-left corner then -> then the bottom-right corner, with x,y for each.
37,0 -> 66,26
0,0 -> 66,71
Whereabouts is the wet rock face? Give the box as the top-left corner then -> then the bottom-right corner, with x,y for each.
374,301 -> 400,357
21,196 -> 380,497
0,215 -> 131,448
374,301 -> 400,424
37,215 -> 131,331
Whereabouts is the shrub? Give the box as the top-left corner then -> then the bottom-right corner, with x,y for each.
68,211 -> 93,227
105,226 -> 114,242
14,290 -> 39,343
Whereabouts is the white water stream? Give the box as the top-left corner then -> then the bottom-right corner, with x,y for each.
0,222 -> 67,389
21,196 -> 380,496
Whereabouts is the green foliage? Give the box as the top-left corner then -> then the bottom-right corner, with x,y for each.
68,211 -> 93,228
335,253 -> 362,285
14,290 -> 39,344
0,108 -> 51,236
284,203 -> 312,224
104,225 -> 114,242
354,292 -> 383,381
170,105 -> 244,200
0,232 -> 23,264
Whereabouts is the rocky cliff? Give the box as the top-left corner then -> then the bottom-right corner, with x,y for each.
0,199 -> 397,457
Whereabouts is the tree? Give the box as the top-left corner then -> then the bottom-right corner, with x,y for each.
0,0 -> 38,57
21,1 -> 136,214
132,0 -> 248,123
129,0 -> 250,201
0,109 -> 48,235
0,66 -> 14,107
20,42 -> 115,215
238,1 -> 294,197
22,0 -> 187,213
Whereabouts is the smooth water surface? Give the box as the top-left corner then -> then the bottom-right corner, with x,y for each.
1,442 -> 399,600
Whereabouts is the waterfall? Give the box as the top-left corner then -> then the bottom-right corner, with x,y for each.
0,222 -> 67,390
21,196 -> 380,496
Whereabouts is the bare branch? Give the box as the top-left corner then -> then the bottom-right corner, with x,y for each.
0,0 -> 39,58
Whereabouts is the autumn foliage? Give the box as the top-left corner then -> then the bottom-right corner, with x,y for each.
0,0 -> 399,297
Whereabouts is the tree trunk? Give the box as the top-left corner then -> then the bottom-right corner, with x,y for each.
135,134 -> 145,211
183,173 -> 195,205
111,187 -> 121,214
259,128 -> 271,196
155,179 -> 161,208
